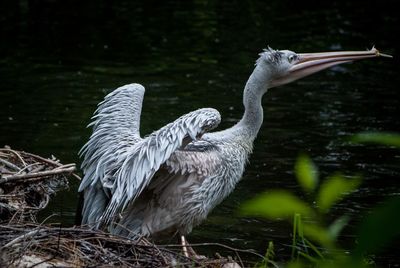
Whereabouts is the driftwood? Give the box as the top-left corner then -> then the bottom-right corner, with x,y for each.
0,146 -> 79,222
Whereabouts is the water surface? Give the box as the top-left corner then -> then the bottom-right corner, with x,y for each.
1,0 -> 399,265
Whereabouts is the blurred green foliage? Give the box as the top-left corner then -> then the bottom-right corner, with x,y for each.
295,154 -> 318,193
351,132 -> 400,148
354,197 -> 400,259
241,191 -> 313,219
351,133 -> 400,260
316,174 -> 361,213
241,132 -> 400,267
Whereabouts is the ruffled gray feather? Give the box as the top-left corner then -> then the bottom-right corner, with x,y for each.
79,83 -> 221,228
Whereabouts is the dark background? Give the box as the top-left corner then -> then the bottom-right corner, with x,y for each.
1,0 -> 399,266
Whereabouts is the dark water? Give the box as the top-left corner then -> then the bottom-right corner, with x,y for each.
1,0 -> 399,265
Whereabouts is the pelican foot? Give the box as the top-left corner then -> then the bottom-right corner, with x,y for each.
180,235 -> 207,260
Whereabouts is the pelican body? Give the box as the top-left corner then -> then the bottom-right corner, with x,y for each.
79,47 -> 386,239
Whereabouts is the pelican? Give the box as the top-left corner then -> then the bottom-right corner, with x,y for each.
78,47 -> 388,256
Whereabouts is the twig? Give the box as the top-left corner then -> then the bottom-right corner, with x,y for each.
0,165 -> 75,184
1,228 -> 45,249
0,148 -> 27,167
0,158 -> 21,172
53,163 -> 76,170
20,151 -> 61,167
22,151 -> 82,181
28,256 -> 56,268
162,242 -> 264,258
14,162 -> 41,175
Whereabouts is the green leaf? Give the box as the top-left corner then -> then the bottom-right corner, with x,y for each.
241,191 -> 313,219
295,154 -> 318,193
354,197 -> 400,258
303,224 -> 334,249
351,132 -> 400,148
255,241 -> 276,268
316,174 -> 361,213
291,213 -> 302,259
265,241 -> 275,261
328,215 -> 350,240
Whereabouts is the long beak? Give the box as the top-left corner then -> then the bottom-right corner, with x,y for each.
272,47 -> 392,87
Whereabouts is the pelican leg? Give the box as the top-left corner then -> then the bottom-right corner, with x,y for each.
180,235 -> 206,259
181,235 -> 189,258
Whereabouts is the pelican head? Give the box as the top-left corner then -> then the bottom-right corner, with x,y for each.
256,47 -> 391,89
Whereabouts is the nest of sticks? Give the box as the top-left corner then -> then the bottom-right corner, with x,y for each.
0,224 -> 238,267
0,146 -> 77,222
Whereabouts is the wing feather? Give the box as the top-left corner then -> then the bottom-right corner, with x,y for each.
99,108 -> 221,225
79,84 -> 145,192
78,82 -> 222,228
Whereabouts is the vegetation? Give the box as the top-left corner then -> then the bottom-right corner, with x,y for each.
242,132 -> 400,267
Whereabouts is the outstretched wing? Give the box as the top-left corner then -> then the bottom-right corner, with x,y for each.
100,108 -> 221,226
79,83 -> 145,192
78,83 -> 221,228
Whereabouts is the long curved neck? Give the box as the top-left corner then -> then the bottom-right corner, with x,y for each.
235,67 -> 269,139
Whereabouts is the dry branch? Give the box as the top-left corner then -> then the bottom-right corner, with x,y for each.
0,165 -> 75,184
0,147 -> 80,222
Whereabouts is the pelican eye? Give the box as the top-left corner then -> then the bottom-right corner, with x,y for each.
287,54 -> 298,63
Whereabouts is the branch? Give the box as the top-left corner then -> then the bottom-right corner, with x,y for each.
0,158 -> 21,172
0,165 -> 76,184
22,151 -> 82,181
